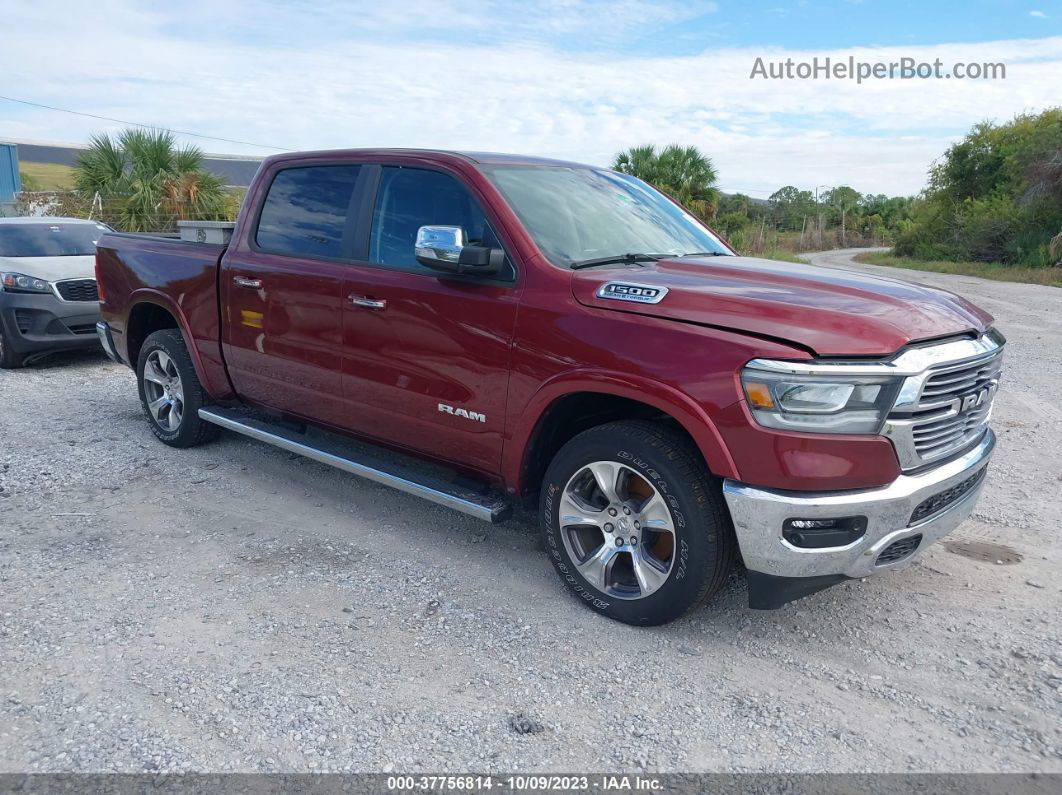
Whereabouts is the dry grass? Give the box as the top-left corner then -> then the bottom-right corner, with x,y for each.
855,251 -> 1062,288
757,248 -> 806,264
19,162 -> 77,191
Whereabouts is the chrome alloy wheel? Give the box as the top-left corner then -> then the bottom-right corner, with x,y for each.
142,349 -> 185,432
559,461 -> 677,600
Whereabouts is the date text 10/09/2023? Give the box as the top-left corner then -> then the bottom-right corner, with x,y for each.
386,775 -> 664,791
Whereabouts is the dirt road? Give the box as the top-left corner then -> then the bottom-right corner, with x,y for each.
1,249 -> 1059,773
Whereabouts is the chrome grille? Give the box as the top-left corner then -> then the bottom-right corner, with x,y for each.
920,352 -> 1003,401
55,279 -> 99,302
884,341 -> 1003,470
910,400 -> 993,459
912,350 -> 1001,461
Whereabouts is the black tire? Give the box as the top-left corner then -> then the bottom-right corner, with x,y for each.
0,326 -> 24,369
136,329 -> 219,448
540,420 -> 735,626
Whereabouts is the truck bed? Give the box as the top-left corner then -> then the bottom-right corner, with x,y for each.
95,232 -> 230,397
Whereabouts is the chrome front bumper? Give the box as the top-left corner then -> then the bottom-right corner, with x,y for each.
723,429 -> 994,606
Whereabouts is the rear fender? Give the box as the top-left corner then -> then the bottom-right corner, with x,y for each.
123,289 -> 231,401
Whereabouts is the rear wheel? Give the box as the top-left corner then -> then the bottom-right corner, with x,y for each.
540,420 -> 735,625
137,329 -> 218,448
0,326 -> 24,369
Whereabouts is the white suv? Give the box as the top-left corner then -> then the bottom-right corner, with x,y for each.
0,216 -> 110,367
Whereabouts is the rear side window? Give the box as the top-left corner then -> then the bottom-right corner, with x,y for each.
255,165 -> 361,258
369,167 -> 489,271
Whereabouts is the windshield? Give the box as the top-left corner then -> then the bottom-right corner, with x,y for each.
0,223 -> 110,257
482,166 -> 731,267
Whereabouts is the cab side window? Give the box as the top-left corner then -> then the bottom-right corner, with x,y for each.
368,167 -> 509,277
255,165 -> 361,259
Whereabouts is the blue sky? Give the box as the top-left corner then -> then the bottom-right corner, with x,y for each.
1,1 -> 1059,196
163,0 -> 1060,52
638,1 -> 1060,52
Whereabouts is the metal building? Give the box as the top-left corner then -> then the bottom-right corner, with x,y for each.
0,143 -> 22,214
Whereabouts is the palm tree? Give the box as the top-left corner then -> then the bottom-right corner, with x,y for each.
613,144 -> 720,219
74,128 -> 226,232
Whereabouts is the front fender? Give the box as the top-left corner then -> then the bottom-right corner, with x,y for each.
503,369 -> 740,494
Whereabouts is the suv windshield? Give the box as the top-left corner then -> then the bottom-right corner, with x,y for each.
482,166 -> 731,267
0,223 -> 109,257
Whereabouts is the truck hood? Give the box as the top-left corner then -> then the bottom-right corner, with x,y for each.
571,255 -> 993,356
0,254 -> 96,283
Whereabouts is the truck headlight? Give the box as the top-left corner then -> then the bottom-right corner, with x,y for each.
1,272 -> 51,294
740,363 -> 903,434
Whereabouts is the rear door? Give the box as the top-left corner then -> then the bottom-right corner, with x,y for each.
339,165 -> 521,474
220,163 -> 365,427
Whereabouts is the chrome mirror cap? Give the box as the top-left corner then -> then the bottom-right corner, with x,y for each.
415,225 -> 465,265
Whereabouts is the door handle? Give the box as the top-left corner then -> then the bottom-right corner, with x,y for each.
233,276 -> 262,288
349,295 -> 387,310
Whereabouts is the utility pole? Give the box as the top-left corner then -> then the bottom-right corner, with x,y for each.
815,185 -> 831,248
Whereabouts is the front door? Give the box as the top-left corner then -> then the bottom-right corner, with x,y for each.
340,165 -> 521,475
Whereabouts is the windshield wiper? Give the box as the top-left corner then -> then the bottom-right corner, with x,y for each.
677,251 -> 733,257
570,253 -> 663,270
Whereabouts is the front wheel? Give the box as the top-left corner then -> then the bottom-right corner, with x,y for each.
136,329 -> 218,448
540,420 -> 735,626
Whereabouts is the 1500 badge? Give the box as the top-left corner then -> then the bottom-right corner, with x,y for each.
595,281 -> 669,304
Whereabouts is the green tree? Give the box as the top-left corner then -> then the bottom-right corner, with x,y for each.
74,128 -> 226,232
823,186 -> 861,210
612,144 -> 720,219
896,108 -> 1062,265
767,186 -> 816,231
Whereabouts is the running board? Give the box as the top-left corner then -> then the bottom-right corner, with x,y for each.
198,407 -> 512,524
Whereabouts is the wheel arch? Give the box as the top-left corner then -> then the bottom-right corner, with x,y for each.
507,373 -> 739,497
127,300 -> 179,363
124,292 -> 212,392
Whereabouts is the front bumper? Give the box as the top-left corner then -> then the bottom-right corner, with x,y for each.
0,290 -> 101,358
723,428 -> 995,609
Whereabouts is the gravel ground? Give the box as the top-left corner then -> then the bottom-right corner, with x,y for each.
0,248 -> 1059,774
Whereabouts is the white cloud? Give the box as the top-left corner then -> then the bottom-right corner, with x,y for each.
1029,10 -> 1047,18
0,1 -> 1059,195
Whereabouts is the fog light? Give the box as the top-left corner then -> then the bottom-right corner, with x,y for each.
783,516 -> 867,549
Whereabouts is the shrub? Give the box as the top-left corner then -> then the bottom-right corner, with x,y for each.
897,108 -> 1062,266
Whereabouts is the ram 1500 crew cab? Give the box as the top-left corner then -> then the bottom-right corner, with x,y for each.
94,149 -> 1003,625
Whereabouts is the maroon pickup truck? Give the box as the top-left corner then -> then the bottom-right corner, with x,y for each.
94,149 -> 1003,625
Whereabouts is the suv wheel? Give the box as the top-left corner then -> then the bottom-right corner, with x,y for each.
540,420 -> 735,625
137,329 -> 218,448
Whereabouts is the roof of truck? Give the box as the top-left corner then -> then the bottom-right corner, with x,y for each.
261,148 -> 595,169
457,151 -> 593,167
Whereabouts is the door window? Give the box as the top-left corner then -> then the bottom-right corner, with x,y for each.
255,165 -> 361,259
368,167 -> 494,271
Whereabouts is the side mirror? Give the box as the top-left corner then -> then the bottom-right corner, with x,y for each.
415,225 -> 504,277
